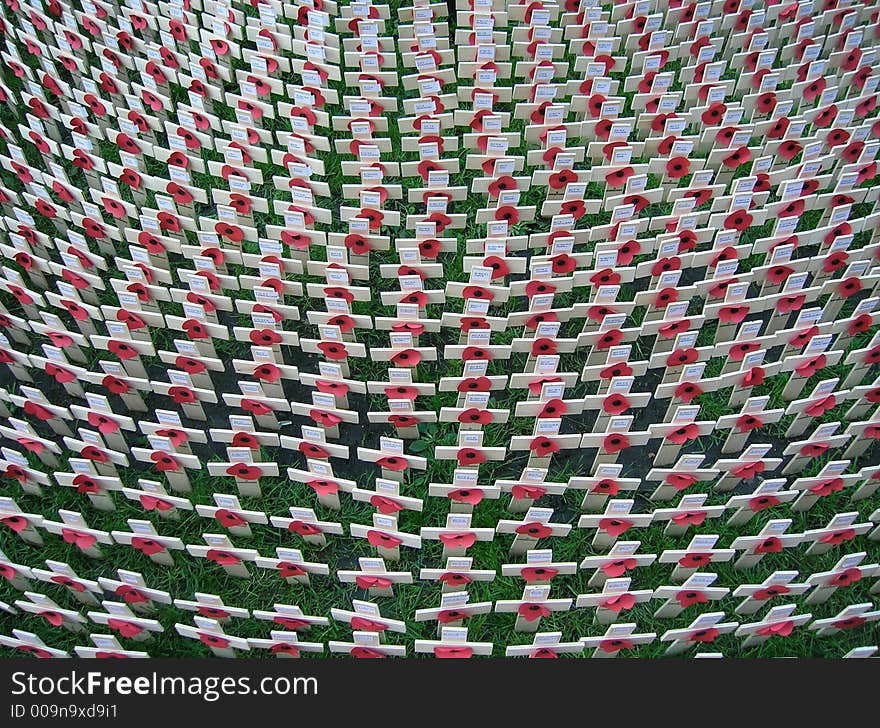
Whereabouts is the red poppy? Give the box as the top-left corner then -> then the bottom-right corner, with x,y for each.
385,348 -> 420,368
728,459 -> 762,480
667,423 -> 700,444
518,565 -> 558,584
525,338 -> 555,358
746,584 -> 789,605
669,587 -> 708,610
438,573 -> 472,587
452,300 -> 491,323
316,341 -> 349,361
174,356 -> 205,375
598,639 -> 634,654
301,480 -> 337,500
826,128 -> 851,148
776,294 -> 806,314
833,617 -> 867,631
837,277 -> 862,299
46,574 -> 82,594
606,167 -> 635,188
753,90 -> 777,115
61,528 -> 97,550
494,206 -> 520,224
701,102 -> 726,125
167,386 -> 196,405
728,341 -> 761,361
547,254 -> 575,275
150,452 -> 180,472
827,568 -> 862,588
375,455 -> 408,472
338,233 -> 371,256
666,348 -> 699,367
718,305 -> 750,326
33,196 -> 58,218
598,518 -> 633,538
296,441 -> 328,460
439,532 -> 477,550
614,240 -> 641,265
3,464 -> 28,485
842,140 -> 866,164
71,149 -> 95,172
672,510 -> 707,527
107,620 -> 144,639
598,393 -> 630,415
601,558 -> 638,578
601,593 -> 636,613
757,620 -> 795,638
432,646 -> 472,659
448,489 -> 484,506
804,395 -> 837,419
204,549 -> 241,567
225,463 -> 261,481
581,478 -> 617,499
350,647 -> 386,659
666,156 -> 690,179
437,609 -> 470,624
213,509 -> 247,529
196,633 -> 230,650
795,354 -> 827,378
139,495 -> 174,512
602,433 -> 630,453
779,197 -> 807,217
368,495 -> 403,515
515,522 -> 553,539
809,477 -> 845,498
511,485 -> 547,501
386,415 -> 417,429
115,585 -> 149,605
674,382 -> 703,403
549,169 -> 578,189
42,362 -> 75,385
685,627 -> 719,644
284,520 -> 321,539
488,176 -> 517,197
583,328 -> 620,354
820,529 -> 856,547
400,291 -> 429,308
679,553 -> 712,568
793,443 -> 828,462
366,530 -> 403,549
562,200 -> 587,220
752,536 -> 783,555
22,401 -> 54,421
648,258 -> 679,281
270,562 -> 308,582
352,576 -> 393,593
0,514 -> 30,533
130,537 -> 165,556
459,348 -> 492,366
107,340 -> 138,360
586,305 -> 617,324
847,314 -> 873,337
735,415 -> 763,433
724,210 -> 753,232
346,615 -> 389,633
528,437 -> 560,458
